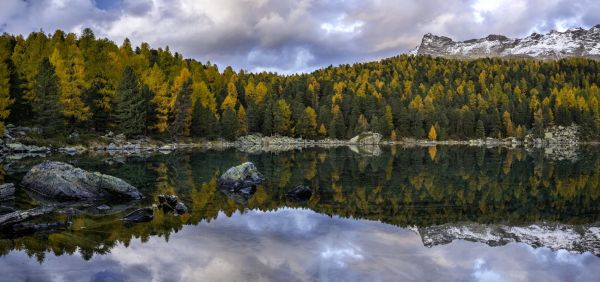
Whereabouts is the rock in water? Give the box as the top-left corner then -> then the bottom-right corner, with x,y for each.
158,194 -> 179,207
286,185 -> 313,201
0,206 -> 54,227
0,183 -> 15,200
174,202 -> 188,214
218,162 -> 264,191
21,161 -> 142,201
349,132 -> 382,145
122,207 -> 153,223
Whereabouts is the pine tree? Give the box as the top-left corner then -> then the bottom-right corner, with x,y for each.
168,78 -> 193,139
502,111 -> 514,137
273,99 -> 292,135
113,66 -> 146,136
237,105 -> 248,136
318,123 -> 327,137
428,125 -> 437,141
476,119 -> 486,139
221,80 -> 238,110
49,46 -> 91,126
220,107 -> 239,140
297,106 -> 317,138
146,64 -> 170,133
191,102 -> 218,138
384,105 -> 394,136
32,58 -> 63,135
262,97 -> 273,136
356,114 -> 369,133
0,61 -> 13,135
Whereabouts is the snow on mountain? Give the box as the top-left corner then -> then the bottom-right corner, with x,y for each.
416,222 -> 600,255
411,25 -> 600,60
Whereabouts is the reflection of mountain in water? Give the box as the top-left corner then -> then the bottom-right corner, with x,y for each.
2,146 -> 600,260
416,222 -> 600,255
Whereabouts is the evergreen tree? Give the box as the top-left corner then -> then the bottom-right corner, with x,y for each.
32,58 -> 63,135
49,46 -> 91,127
237,105 -> 248,136
191,102 -> 218,138
356,114 -> 369,133
297,106 -> 317,138
476,120 -> 486,139
0,61 -> 13,135
262,97 -> 273,136
220,107 -> 239,140
428,125 -> 437,141
113,66 -> 146,136
273,99 -> 292,135
168,78 -> 193,139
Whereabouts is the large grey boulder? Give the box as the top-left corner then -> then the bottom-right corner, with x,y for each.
0,183 -> 15,200
349,132 -> 382,145
218,162 -> 264,191
21,161 -> 142,201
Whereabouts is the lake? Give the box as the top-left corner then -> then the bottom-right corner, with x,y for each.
1,146 -> 600,281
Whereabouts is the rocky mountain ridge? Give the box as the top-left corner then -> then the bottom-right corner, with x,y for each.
410,25 -> 600,60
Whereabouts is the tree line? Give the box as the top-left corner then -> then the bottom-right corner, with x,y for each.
1,29 -> 600,141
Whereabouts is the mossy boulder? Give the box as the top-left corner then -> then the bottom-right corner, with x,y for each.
218,162 -> 264,191
22,161 -> 142,201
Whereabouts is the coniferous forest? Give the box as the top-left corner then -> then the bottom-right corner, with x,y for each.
1,29 -> 600,141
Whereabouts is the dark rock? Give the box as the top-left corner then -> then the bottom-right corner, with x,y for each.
0,206 -> 16,215
0,206 -> 54,227
122,207 -> 153,223
10,221 -> 70,235
21,161 -> 142,201
174,202 -> 188,214
158,194 -> 178,207
218,185 -> 256,205
286,185 -> 313,201
0,183 -> 15,200
218,162 -> 264,191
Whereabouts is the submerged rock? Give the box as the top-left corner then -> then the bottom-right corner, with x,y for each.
0,183 -> 15,200
218,162 -> 264,191
286,185 -> 313,201
122,207 -> 153,223
21,161 -> 142,201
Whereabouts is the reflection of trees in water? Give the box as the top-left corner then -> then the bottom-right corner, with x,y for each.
3,146 -> 600,261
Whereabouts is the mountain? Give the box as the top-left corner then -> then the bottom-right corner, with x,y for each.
411,222 -> 600,255
410,25 -> 600,60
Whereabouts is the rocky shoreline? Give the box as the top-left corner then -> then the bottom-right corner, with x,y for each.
0,125 -> 593,157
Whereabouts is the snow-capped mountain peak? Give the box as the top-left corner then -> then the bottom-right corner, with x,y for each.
411,25 -> 600,60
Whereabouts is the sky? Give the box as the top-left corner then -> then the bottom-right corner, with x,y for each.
1,0 -> 599,74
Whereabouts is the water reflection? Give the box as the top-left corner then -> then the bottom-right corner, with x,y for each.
0,209 -> 599,282
1,146 -> 600,280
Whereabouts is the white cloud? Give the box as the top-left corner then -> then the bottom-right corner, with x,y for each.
0,0 -> 599,73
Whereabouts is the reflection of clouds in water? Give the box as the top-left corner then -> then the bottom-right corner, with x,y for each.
472,258 -> 505,282
0,208 -> 600,281
320,245 -> 364,267
245,208 -> 319,235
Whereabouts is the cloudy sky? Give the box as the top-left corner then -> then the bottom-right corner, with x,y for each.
1,0 -> 599,73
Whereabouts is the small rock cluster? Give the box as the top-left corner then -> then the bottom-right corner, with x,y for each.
158,194 -> 188,215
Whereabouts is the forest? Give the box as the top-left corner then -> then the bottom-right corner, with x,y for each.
1,29 -> 600,141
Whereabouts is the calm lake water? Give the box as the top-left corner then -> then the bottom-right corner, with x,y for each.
1,146 -> 600,281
